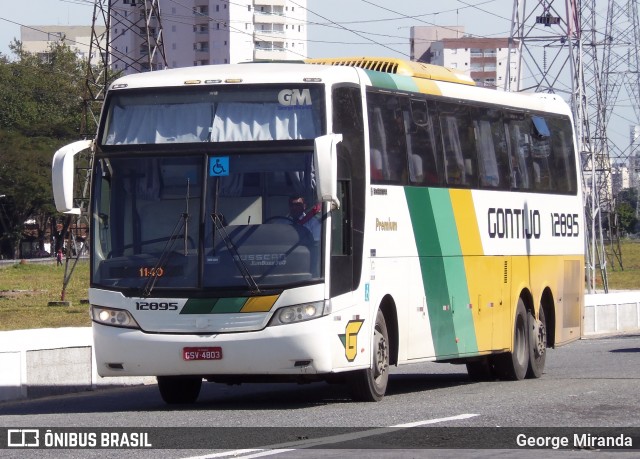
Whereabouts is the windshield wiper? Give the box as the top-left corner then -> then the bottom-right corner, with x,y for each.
210,212 -> 261,293
142,180 -> 191,297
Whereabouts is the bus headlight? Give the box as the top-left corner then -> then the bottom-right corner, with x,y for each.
91,305 -> 140,329
271,300 -> 330,326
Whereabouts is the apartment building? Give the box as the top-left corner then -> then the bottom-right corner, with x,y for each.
20,26 -> 106,66
410,26 -> 520,90
110,0 -> 307,74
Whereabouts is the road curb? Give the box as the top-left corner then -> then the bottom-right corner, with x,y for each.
0,327 -> 154,402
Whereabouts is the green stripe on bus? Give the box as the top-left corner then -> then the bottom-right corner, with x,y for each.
405,187 -> 478,357
364,70 -> 421,93
213,297 -> 248,313
364,70 -> 398,90
389,75 -> 420,93
181,297 -> 248,314
181,298 -> 218,314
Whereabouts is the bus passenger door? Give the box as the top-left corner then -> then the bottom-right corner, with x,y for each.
330,178 -> 353,298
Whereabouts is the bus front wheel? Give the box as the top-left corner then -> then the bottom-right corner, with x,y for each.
157,376 -> 202,404
494,299 -> 529,381
347,309 -> 390,402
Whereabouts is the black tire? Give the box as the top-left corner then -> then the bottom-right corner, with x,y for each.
157,376 -> 202,404
493,298 -> 529,381
347,310 -> 390,402
466,357 -> 497,382
526,306 -> 547,379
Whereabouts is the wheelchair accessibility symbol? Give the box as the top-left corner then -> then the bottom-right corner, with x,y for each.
209,157 -> 229,176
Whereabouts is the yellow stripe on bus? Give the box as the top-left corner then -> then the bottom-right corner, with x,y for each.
412,78 -> 443,96
241,295 -> 280,312
449,189 -> 483,255
449,189 -> 495,352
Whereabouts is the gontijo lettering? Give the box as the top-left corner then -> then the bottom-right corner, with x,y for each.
488,207 -> 541,239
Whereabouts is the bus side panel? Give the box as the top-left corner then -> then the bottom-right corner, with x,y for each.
449,189 -> 510,353
405,187 -> 479,359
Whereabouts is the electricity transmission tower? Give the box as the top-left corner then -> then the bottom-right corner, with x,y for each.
59,0 -> 168,300
507,0 -> 640,293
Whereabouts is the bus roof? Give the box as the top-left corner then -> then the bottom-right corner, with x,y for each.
305,56 -> 475,86
108,58 -> 572,118
108,62 -> 360,90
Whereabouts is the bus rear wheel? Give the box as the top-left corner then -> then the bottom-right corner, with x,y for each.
347,310 -> 389,402
526,306 -> 547,378
157,376 -> 202,404
493,299 -> 529,381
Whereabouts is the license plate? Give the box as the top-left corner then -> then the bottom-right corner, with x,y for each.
183,347 -> 223,361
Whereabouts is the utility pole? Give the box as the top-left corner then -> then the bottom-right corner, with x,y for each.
507,0 -> 640,293
57,0 -> 168,301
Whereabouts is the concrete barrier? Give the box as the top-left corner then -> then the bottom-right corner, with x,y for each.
1,292 -> 639,403
584,291 -> 640,336
0,327 -> 154,402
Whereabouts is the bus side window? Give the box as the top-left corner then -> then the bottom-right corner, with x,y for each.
505,113 -> 532,190
473,107 -> 509,189
438,102 -> 477,188
530,116 -> 553,191
408,98 -> 442,186
367,92 -> 408,185
547,116 -> 577,194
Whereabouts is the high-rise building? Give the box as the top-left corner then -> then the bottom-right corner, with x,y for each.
410,26 -> 520,90
410,25 -> 464,63
110,0 -> 307,74
629,125 -> 640,190
20,26 -> 106,66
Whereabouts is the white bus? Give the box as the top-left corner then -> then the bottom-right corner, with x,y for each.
52,57 -> 583,404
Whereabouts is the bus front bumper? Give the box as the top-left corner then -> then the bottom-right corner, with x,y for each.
92,317 -> 334,378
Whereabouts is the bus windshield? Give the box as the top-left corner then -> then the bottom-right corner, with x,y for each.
100,85 -> 323,145
91,151 -> 322,293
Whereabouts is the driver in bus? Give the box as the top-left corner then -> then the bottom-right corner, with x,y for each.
288,194 -> 321,242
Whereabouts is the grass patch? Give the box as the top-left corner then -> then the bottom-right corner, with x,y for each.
0,260 -> 90,331
599,239 -> 640,291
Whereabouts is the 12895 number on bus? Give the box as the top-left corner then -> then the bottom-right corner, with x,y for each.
135,302 -> 178,311
551,212 -> 579,237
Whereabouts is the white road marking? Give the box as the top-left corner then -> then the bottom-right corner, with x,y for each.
181,413 -> 479,459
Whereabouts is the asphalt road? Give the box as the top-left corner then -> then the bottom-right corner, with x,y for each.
1,334 -> 639,458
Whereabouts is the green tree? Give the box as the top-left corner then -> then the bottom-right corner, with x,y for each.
0,40 -> 85,137
616,188 -> 639,235
0,41 -> 87,258
0,132 -> 65,258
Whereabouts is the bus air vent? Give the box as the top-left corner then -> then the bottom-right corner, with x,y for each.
305,57 -> 475,86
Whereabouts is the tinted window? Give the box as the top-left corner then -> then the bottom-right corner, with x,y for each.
407,98 -> 442,185
437,102 -> 477,188
367,92 -> 408,185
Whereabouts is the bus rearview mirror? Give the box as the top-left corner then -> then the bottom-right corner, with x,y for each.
51,139 -> 93,214
313,134 -> 342,210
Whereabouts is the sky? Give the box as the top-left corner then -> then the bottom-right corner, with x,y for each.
0,0 -> 636,154
0,0 -> 516,60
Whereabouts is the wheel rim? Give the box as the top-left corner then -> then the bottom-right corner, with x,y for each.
535,319 -> 546,358
373,327 -> 389,383
515,316 -> 527,364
